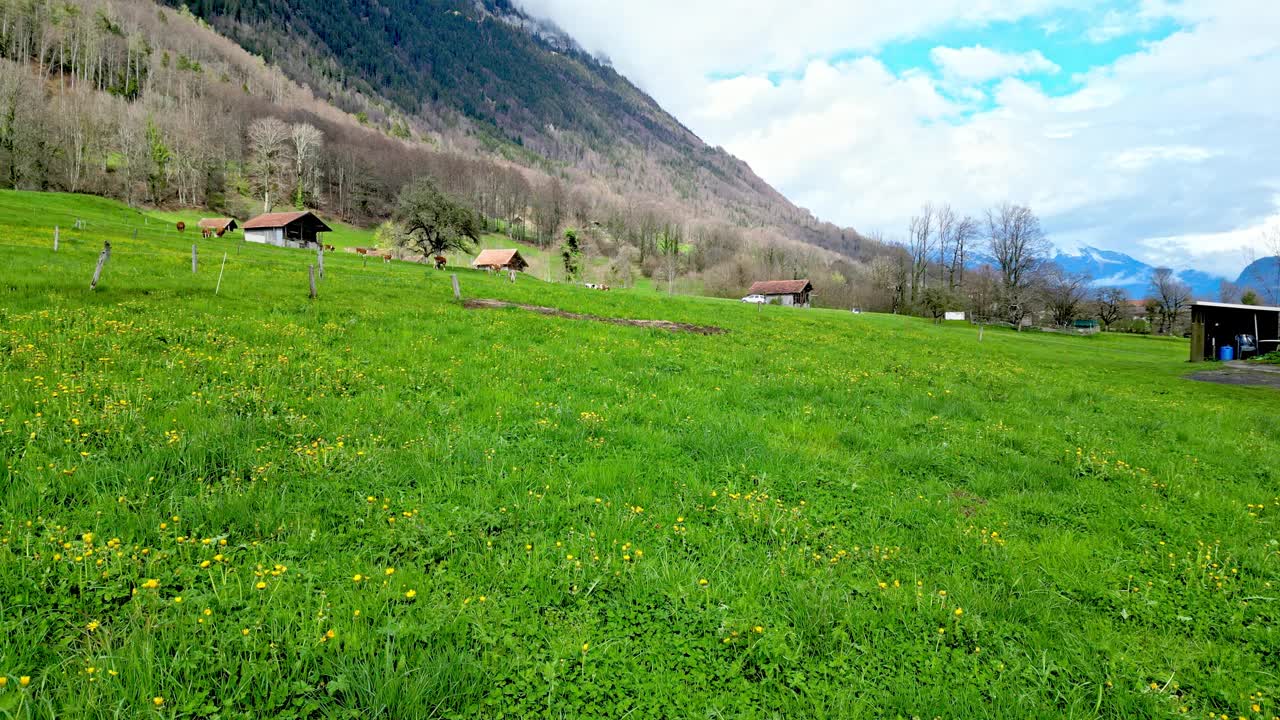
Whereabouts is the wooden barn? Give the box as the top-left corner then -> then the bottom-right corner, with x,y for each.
1189,301 -> 1280,362
748,279 -> 814,308
243,211 -> 331,249
198,218 -> 238,235
472,249 -> 529,272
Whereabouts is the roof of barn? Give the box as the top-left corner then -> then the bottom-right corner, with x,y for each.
748,279 -> 813,295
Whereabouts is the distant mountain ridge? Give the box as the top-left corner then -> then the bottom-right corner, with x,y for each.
1051,246 -> 1225,299
1237,256 -> 1280,288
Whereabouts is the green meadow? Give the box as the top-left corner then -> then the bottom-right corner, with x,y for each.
0,191 -> 1277,719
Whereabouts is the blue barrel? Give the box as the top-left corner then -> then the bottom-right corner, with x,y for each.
1219,345 -> 1235,361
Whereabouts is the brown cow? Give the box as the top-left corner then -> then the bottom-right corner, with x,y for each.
176,221 -> 186,233
355,248 -> 369,255
434,255 -> 447,270
325,244 -> 335,252
381,254 -> 392,263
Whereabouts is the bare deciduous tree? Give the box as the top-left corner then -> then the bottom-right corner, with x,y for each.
290,122 -> 324,208
987,202 -> 1051,327
1149,267 -> 1193,335
1040,264 -> 1093,327
907,203 -> 934,305
247,117 -> 290,212
942,213 -> 978,289
1096,287 -> 1128,330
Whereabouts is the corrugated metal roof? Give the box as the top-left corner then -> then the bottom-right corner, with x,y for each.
1193,301 -> 1280,312
748,279 -> 812,295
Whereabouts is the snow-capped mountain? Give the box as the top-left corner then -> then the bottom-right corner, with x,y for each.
1050,246 -> 1224,299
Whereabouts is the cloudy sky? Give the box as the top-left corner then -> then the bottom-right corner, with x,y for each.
516,0 -> 1280,278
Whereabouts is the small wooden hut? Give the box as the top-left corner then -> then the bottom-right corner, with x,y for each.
748,279 -> 814,308
1189,301 -> 1280,361
198,218 -> 238,235
243,211 -> 331,249
472,249 -> 529,272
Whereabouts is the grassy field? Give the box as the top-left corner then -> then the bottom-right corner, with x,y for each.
0,190 -> 1277,719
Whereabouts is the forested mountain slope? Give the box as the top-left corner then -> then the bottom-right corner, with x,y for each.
164,0 -> 866,257
0,0 -> 894,308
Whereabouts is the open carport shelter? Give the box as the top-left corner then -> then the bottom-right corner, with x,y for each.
1189,301 -> 1280,362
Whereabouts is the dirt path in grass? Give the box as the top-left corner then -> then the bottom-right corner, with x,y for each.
464,298 -> 727,335
1187,361 -> 1280,388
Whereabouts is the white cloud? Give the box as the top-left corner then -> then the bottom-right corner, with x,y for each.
1111,145 -> 1216,171
930,45 -> 1060,82
1136,199 -> 1280,279
518,0 -> 1280,277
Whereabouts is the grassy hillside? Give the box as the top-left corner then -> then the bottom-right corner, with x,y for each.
0,192 -> 1277,719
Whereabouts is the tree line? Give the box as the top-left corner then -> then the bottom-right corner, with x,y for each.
845,200 -> 1210,335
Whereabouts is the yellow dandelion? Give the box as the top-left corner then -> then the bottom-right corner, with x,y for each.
86,620 -> 100,632
954,608 -> 964,616
255,581 -> 267,590
241,628 -> 250,636
19,676 -> 30,687
153,696 -> 164,706
385,567 -> 395,576
405,589 -> 417,599
581,642 -> 590,653
0,677 -> 7,688
698,578 -> 708,586
352,574 -> 364,582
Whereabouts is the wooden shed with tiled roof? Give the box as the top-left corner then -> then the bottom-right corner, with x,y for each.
748,279 -> 813,308
472,248 -> 528,272
198,218 -> 238,235
243,211 -> 331,249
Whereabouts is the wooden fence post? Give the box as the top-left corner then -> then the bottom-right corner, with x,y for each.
317,247 -> 325,280
53,226 -> 59,251
216,252 -> 228,295
309,265 -> 317,299
132,229 -> 138,240
90,241 -> 111,290
192,244 -> 198,273
508,269 -> 516,283
451,273 -> 461,301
